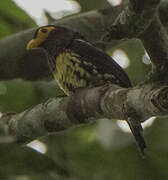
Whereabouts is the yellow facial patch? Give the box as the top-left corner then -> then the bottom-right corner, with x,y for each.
26,26 -> 55,50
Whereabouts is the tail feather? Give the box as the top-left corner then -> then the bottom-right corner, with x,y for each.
127,118 -> 147,155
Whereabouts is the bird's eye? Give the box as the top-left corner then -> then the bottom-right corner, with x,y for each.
41,28 -> 47,33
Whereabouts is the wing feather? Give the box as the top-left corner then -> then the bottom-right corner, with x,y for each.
69,39 -> 132,88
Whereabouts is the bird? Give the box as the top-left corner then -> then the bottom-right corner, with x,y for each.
26,25 -> 146,154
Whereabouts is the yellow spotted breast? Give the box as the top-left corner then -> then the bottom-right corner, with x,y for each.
53,50 -> 88,96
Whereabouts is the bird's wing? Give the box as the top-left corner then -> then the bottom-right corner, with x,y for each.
70,39 -> 132,88
69,40 -> 147,154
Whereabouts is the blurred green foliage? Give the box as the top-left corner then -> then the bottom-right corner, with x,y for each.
0,0 -> 36,38
41,118 -> 168,180
109,39 -> 151,85
0,0 -> 166,180
0,79 -> 38,113
0,143 -> 68,180
0,0 -> 152,114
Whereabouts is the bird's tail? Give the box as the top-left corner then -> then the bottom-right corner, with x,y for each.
127,118 -> 147,155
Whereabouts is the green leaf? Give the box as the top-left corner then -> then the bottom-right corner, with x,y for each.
108,39 -> 151,85
0,0 -> 36,39
0,79 -> 38,113
0,143 -> 68,180
41,122 -> 166,180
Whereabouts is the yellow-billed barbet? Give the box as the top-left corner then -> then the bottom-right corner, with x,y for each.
27,25 -> 146,154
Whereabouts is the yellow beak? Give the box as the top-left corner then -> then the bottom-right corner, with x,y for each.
26,39 -> 39,50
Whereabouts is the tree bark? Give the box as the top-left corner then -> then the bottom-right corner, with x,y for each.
2,84 -> 168,143
1,0 -> 168,144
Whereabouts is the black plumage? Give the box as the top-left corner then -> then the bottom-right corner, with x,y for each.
27,25 -> 146,154
69,39 -> 132,88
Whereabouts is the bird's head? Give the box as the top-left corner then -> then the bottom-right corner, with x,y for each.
27,25 -> 83,55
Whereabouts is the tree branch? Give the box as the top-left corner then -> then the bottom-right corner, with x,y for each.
159,0 -> 168,30
0,6 -> 123,81
1,84 -> 168,143
140,15 -> 168,77
102,0 -> 160,41
102,0 -> 168,78
1,1 -> 168,146
0,1 -> 168,81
